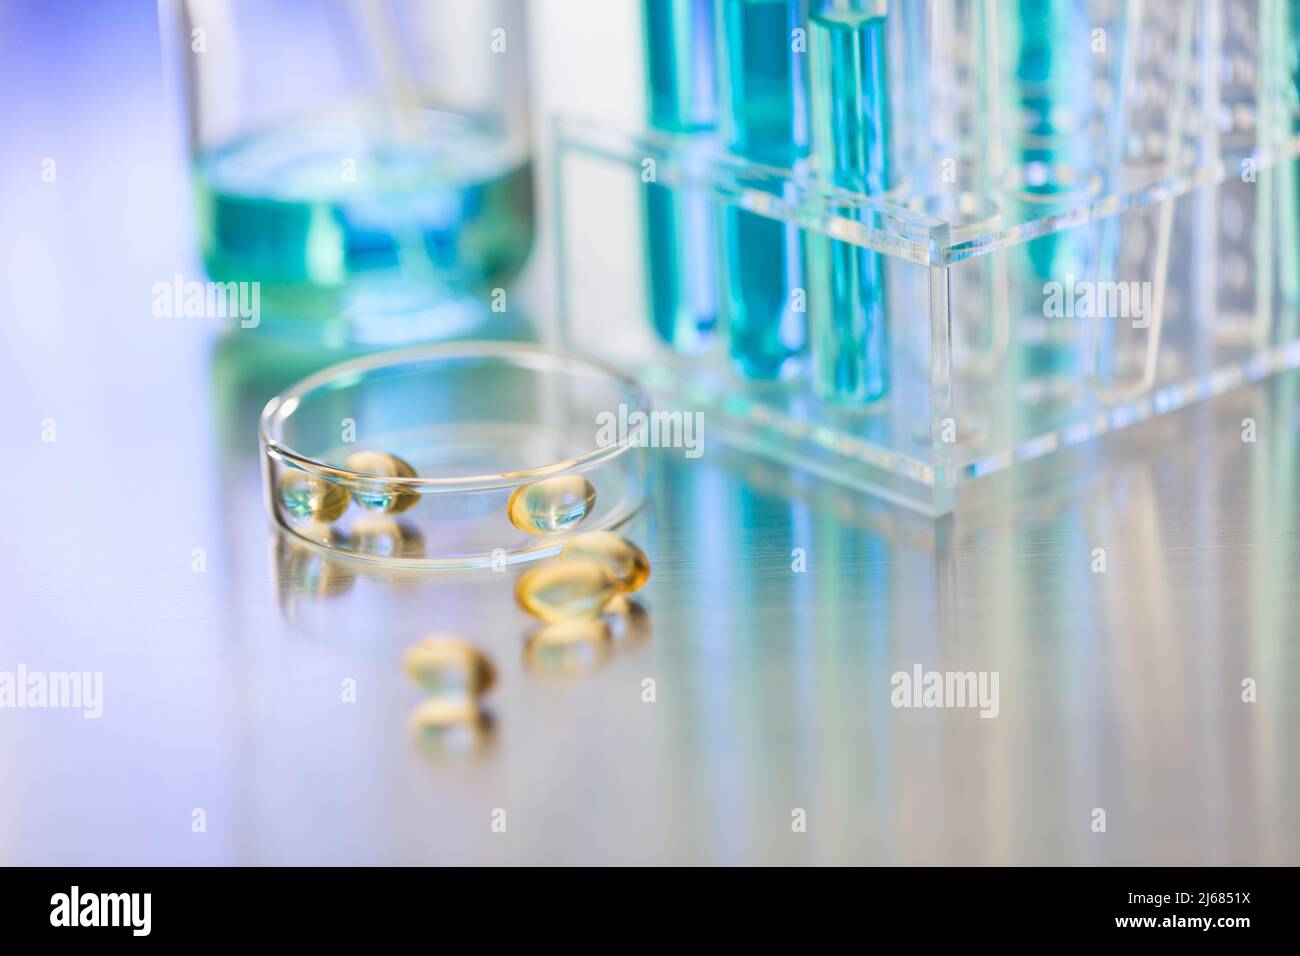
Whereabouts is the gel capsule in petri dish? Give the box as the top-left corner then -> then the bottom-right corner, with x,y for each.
278,470 -> 349,523
507,475 -> 596,535
345,450 -> 420,514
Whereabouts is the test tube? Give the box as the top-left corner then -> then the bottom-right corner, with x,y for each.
807,0 -> 892,404
1003,0 -> 1098,391
643,0 -> 719,353
716,0 -> 810,381
1287,0 -> 1300,311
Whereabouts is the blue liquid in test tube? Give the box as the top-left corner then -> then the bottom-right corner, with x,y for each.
717,0 -> 810,381
643,0 -> 720,353
1287,0 -> 1300,308
1006,0 -> 1095,381
808,1 -> 891,403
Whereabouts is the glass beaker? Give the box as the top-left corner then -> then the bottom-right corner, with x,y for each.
172,0 -> 534,345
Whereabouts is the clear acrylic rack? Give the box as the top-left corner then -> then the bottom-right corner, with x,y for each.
550,0 -> 1300,515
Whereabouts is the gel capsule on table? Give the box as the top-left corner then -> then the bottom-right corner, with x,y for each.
560,532 -> 651,593
515,559 -> 617,623
402,636 -> 497,699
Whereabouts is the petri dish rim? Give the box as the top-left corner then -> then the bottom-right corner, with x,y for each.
260,341 -> 652,495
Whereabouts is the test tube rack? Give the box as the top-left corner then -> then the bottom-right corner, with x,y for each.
549,0 -> 1300,515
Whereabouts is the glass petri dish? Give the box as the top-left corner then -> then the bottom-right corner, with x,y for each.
260,342 -> 649,569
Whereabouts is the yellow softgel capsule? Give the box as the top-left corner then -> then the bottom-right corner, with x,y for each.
402,636 -> 496,698
523,618 -> 613,675
507,475 -> 596,535
344,450 -> 419,514
514,559 -> 616,623
560,532 -> 650,593
277,469 -> 349,523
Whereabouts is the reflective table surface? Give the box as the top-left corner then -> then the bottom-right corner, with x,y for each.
1,3 -> 1296,866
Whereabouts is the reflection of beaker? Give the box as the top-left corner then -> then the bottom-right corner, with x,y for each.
171,0 -> 534,344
